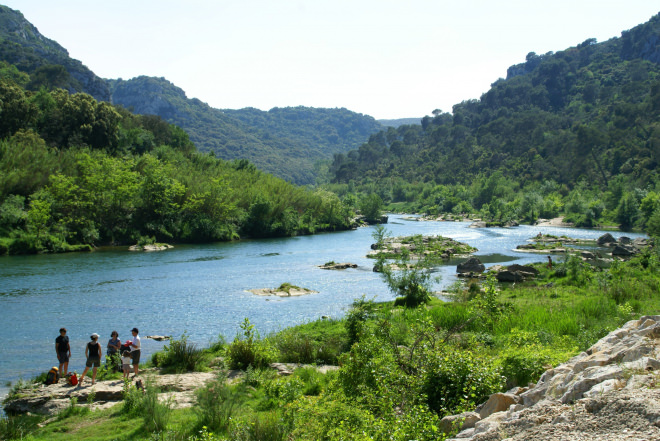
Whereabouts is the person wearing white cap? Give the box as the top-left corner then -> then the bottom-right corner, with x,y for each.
79,333 -> 102,385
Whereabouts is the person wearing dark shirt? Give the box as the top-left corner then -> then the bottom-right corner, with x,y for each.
55,328 -> 71,376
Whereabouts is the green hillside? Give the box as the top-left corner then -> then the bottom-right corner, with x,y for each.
109,76 -> 383,184
0,5 -> 110,100
0,72 -> 353,255
326,13 -> 660,234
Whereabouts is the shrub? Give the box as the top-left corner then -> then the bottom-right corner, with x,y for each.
195,372 -> 239,433
424,349 -> 504,415
225,318 -> 275,370
344,295 -> 377,346
229,411 -> 288,441
141,379 -> 173,433
151,333 -> 205,372
499,345 -> 559,387
272,330 -> 316,363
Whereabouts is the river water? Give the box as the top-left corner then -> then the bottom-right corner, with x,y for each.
0,215 -> 646,400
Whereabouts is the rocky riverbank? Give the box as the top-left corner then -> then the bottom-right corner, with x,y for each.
444,315 -> 660,440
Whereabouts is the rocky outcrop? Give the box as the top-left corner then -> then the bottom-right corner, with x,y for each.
457,257 -> 485,274
3,371 -> 218,415
248,286 -> 318,297
319,262 -> 358,270
445,316 -> 660,440
0,5 -> 111,101
128,243 -> 173,252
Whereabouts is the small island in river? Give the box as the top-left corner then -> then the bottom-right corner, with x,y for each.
249,283 -> 318,297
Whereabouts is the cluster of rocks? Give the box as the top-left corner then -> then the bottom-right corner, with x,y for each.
443,316 -> 660,440
469,220 -> 519,228
128,243 -> 173,252
456,257 -> 539,282
318,262 -> 358,270
597,233 -> 649,257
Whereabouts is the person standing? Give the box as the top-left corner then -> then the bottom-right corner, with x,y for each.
55,328 -> 71,377
107,331 -> 121,371
79,333 -> 102,385
129,327 -> 141,377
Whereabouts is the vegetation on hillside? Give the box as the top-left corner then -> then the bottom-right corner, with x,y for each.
0,75 -> 353,254
109,76 -> 383,184
325,14 -> 660,234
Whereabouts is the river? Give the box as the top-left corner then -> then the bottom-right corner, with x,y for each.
0,215 -> 647,401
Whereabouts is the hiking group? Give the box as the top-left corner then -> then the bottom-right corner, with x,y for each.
52,327 -> 141,386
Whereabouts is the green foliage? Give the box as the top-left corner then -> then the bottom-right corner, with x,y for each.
228,411 -> 288,441
377,236 -> 440,307
344,295 -> 378,346
195,372 -> 239,433
325,15 -> 660,236
358,192 -> 383,223
150,333 -> 205,373
469,273 -> 506,331
424,349 -> 505,416
225,318 -> 275,370
109,77 -> 383,184
0,84 -> 353,253
0,414 -> 40,441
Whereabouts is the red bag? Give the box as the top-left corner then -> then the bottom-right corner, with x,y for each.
67,372 -> 78,386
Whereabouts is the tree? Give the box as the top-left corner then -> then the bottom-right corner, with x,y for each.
359,193 -> 383,224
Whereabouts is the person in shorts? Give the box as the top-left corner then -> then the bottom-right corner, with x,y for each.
55,328 -> 71,376
129,327 -> 141,377
79,333 -> 102,385
121,348 -> 132,380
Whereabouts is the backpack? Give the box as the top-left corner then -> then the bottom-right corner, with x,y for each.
45,367 -> 59,385
66,372 -> 78,386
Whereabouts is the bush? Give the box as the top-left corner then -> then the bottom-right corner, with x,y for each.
195,372 -> 239,433
151,333 -> 205,372
499,345 -> 559,387
141,379 -> 173,433
424,349 -> 504,415
344,295 -> 377,346
229,411 -> 288,441
225,318 -> 275,370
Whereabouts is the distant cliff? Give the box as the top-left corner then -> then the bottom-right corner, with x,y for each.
0,5 -> 110,101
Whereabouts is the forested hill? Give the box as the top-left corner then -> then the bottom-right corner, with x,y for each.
0,5 -> 383,184
327,13 -> 660,233
0,5 -> 109,101
109,76 -> 383,184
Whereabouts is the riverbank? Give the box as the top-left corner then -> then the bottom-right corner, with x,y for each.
0,216 -> 649,406
3,244 -> 659,440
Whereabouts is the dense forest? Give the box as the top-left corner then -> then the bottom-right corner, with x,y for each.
109,76 -> 383,184
0,70 -> 353,254
326,13 -> 660,235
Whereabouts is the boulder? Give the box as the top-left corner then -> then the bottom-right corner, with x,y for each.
612,244 -> 636,256
439,411 -> 481,434
457,257 -> 485,274
507,264 -> 539,276
478,393 -> 518,419
469,221 -> 488,228
497,270 -> 524,282
596,233 -> 616,246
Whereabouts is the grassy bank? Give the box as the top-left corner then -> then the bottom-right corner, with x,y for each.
3,247 -> 659,440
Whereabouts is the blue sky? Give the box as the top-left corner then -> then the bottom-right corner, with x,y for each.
3,1 -> 658,119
